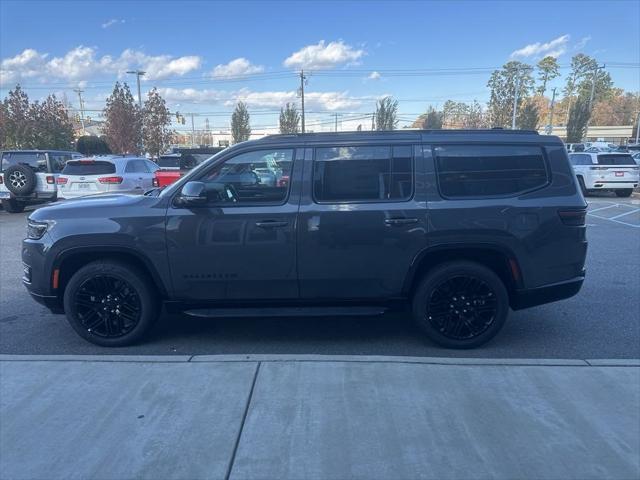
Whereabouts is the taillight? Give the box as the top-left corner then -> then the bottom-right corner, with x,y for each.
558,209 -> 587,226
0,175 -> 3,184
46,175 -> 55,184
56,177 -> 68,184
98,176 -> 123,184
152,178 -> 159,187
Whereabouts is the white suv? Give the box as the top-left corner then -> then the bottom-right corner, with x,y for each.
57,156 -> 159,199
0,150 -> 82,213
569,151 -> 639,197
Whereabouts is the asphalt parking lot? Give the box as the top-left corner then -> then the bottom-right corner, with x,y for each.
1,194 -> 639,358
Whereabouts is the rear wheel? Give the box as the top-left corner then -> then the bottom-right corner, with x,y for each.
615,189 -> 633,198
1,198 -> 25,213
412,261 -> 509,349
63,261 -> 159,347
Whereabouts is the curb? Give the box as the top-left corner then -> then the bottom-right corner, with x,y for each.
1,354 -> 639,367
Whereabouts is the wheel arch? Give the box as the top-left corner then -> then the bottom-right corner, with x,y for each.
54,246 -> 170,300
403,244 -> 522,302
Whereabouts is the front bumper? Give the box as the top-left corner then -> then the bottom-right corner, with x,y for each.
27,290 -> 64,314
511,271 -> 585,310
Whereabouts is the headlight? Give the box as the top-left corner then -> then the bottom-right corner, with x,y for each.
27,220 -> 54,240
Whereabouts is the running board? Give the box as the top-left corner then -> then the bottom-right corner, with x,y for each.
183,306 -> 388,318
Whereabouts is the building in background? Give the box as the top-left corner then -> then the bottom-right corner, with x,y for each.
540,125 -> 634,143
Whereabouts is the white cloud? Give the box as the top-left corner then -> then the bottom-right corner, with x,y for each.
212,58 -> 264,78
0,48 -> 48,84
284,40 -> 365,70
102,18 -> 125,29
368,71 -> 381,80
510,34 -> 570,59
0,46 -> 202,86
157,86 -> 363,111
574,36 -> 591,51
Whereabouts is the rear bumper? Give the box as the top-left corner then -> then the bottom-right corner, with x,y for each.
511,271 -> 585,310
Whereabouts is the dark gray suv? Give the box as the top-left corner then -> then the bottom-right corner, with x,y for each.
22,130 -> 588,348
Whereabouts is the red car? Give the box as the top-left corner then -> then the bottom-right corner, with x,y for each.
152,152 -> 217,187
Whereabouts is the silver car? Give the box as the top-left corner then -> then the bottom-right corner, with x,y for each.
57,156 -> 159,199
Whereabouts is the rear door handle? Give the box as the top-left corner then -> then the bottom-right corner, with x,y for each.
255,221 -> 289,228
384,218 -> 418,226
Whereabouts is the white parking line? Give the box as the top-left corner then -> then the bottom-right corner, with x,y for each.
587,204 -> 620,213
609,209 -> 640,220
588,213 -> 640,228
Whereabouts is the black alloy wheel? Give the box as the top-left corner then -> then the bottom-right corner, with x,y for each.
63,261 -> 159,346
412,261 -> 509,348
74,275 -> 142,338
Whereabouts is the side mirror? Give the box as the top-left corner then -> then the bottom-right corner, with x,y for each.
176,181 -> 207,207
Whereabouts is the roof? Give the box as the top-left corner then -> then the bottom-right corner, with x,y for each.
1,149 -> 80,154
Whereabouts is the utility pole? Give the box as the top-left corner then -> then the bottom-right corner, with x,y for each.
126,70 -> 146,108
371,112 -> 376,131
189,113 -> 196,146
546,87 -> 557,135
334,113 -> 342,132
299,70 -> 307,133
205,118 -> 210,146
584,64 -> 605,141
511,74 -> 521,129
73,88 -> 86,135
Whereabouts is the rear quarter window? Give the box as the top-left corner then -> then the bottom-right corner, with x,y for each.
62,161 -> 116,175
434,144 -> 548,198
1,152 -> 47,172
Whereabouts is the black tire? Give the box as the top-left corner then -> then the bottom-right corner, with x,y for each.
412,261 -> 509,349
615,189 -> 633,198
1,198 -> 25,213
63,261 -> 159,347
3,164 -> 37,196
577,176 -> 589,197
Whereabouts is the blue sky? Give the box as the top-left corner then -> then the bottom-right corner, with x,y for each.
1,0 -> 638,132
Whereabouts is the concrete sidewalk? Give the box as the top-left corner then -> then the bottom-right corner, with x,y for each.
1,355 -> 638,480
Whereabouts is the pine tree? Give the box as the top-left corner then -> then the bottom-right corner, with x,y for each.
103,82 -> 142,154
517,99 -> 540,130
231,102 -> 251,144
375,96 -> 398,131
536,56 -> 560,97
142,88 -> 173,158
279,103 -> 300,134
487,61 -> 534,128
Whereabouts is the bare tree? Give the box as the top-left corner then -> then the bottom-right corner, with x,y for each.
142,88 -> 173,158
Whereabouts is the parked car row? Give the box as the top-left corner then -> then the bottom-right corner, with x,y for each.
1,150 -> 220,213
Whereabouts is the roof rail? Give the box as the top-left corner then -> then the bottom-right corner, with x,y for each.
259,128 -> 539,141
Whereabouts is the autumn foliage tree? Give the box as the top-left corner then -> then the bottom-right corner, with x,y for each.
103,82 -> 141,154
142,88 -> 173,158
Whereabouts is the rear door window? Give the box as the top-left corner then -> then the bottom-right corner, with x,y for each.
597,154 -> 636,166
1,152 -> 47,172
62,160 -> 116,175
434,144 -> 548,198
312,145 -> 414,202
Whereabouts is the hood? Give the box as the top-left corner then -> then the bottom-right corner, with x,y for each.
29,194 -> 157,221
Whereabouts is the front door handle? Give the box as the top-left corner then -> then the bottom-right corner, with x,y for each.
255,220 -> 289,228
384,218 -> 418,226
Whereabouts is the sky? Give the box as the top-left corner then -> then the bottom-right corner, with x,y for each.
1,0 -> 639,133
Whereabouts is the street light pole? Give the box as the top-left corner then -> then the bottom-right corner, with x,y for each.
546,87 -> 557,135
73,88 -> 86,135
126,70 -> 146,108
299,70 -> 306,133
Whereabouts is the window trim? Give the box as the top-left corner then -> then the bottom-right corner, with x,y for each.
172,146 -> 297,208
431,143 -> 551,200
310,144 -> 415,205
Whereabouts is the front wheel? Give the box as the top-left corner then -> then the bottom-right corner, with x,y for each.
1,198 -> 25,213
63,261 -> 159,346
615,189 -> 633,198
412,261 -> 509,349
